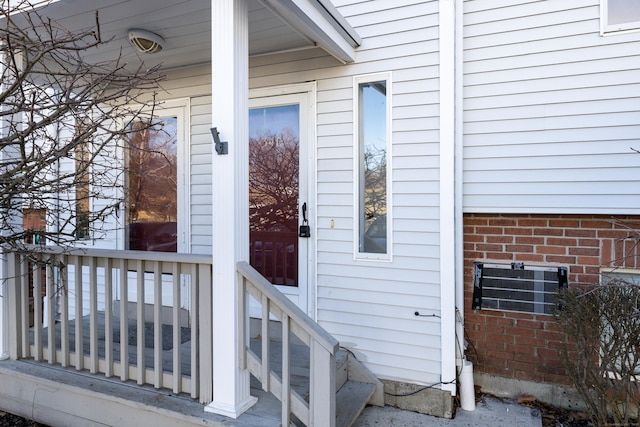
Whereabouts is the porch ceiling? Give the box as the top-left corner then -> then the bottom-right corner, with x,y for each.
15,0 -> 358,71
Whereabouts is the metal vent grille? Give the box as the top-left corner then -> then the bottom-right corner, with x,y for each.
472,262 -> 568,315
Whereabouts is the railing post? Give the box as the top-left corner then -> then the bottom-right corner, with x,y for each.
310,341 -> 336,427
0,249 -> 8,360
198,263 -> 212,403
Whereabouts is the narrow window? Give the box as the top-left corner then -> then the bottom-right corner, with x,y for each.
601,0 -> 640,34
355,74 -> 390,257
125,116 -> 178,252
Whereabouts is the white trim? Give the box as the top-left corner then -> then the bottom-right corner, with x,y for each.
439,0 -> 457,395
464,207 -> 640,215
454,0 -> 465,372
600,0 -> 640,35
352,72 -> 393,262
120,98 -> 191,253
162,98 -> 191,253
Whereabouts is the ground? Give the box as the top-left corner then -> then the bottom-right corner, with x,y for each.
0,411 -> 47,427
513,395 -> 591,427
1,398 -> 593,427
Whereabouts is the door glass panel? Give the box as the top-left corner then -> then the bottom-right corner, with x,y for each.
249,105 -> 300,286
126,117 -> 178,252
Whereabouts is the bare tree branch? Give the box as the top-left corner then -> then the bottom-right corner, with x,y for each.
1,1 -> 164,251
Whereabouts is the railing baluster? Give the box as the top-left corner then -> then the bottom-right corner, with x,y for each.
19,254 -> 29,358
172,262 -> 181,394
104,257 -> 113,377
46,259 -> 56,364
153,260 -> 162,389
261,294 -> 270,392
281,315 -> 291,427
33,258 -> 43,362
60,255 -> 69,367
74,256 -> 84,370
136,259 -> 144,385
191,263 -> 199,399
119,258 -> 129,382
89,256 -> 98,373
6,252 -> 21,360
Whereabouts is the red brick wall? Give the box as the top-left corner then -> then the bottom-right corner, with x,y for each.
464,214 -> 640,385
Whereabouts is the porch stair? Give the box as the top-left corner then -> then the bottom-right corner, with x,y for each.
249,334 -> 383,427
335,349 -> 384,427
240,260 -> 384,427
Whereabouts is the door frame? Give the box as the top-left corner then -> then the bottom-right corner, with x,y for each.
249,82 -> 317,317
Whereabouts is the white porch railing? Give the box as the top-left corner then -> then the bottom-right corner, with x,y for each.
237,261 -> 339,427
5,246 -> 213,403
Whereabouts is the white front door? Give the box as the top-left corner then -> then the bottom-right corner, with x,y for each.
249,86 -> 315,315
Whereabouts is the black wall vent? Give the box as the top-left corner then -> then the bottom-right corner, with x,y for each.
472,262 -> 568,315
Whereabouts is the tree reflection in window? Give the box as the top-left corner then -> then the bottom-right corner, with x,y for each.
126,117 -> 178,252
249,104 -> 300,286
359,80 -> 387,254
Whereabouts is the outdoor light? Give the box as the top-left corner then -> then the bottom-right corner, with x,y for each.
128,29 -> 165,54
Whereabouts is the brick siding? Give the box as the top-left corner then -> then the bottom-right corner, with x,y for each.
464,213 -> 640,385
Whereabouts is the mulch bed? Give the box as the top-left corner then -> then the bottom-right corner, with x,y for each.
0,411 -> 48,427
472,391 -> 593,427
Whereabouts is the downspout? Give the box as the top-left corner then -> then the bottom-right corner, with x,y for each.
439,0 -> 457,396
454,0 -> 465,363
454,0 -> 473,410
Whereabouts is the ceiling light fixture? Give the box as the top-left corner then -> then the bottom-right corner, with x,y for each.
128,29 -> 165,54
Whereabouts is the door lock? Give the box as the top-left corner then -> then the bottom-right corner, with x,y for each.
299,202 -> 310,238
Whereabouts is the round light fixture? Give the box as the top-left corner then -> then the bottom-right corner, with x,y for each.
128,29 -> 165,54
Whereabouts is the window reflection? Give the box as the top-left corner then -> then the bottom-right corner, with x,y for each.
359,81 -> 387,254
249,105 -> 300,286
126,117 -> 178,252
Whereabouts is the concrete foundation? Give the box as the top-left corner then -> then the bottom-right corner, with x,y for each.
382,379 -> 454,419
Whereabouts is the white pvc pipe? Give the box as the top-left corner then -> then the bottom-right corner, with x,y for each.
459,359 -> 476,411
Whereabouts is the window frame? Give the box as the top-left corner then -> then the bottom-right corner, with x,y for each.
122,99 -> 190,253
600,0 -> 640,35
353,72 -> 392,261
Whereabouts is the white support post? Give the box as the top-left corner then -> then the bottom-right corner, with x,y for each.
205,0 -> 257,418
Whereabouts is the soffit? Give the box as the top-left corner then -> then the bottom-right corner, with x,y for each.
5,0 -> 357,71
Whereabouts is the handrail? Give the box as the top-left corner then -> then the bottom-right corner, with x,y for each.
5,243 -> 212,265
237,261 -> 338,354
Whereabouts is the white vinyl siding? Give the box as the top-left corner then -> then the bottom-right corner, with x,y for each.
251,0 -> 443,385
463,0 -> 640,214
